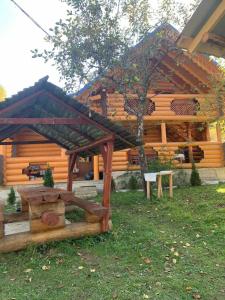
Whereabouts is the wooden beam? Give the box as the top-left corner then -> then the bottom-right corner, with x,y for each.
202,32 -> 225,47
0,140 -> 55,145
0,118 -> 85,125
93,155 -> 100,180
188,0 -> 225,53
66,134 -> 114,155
67,153 -> 78,191
100,140 -> 114,232
0,221 -> 112,253
162,56 -> 207,93
161,122 -> 167,144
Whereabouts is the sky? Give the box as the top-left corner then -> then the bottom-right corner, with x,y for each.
0,0 -> 68,97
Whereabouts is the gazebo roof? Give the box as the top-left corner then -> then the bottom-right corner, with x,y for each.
0,77 -> 140,156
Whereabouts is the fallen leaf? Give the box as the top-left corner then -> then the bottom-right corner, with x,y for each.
192,293 -> 201,299
143,294 -> 149,299
112,292 -> 118,299
172,258 -> 177,264
196,234 -> 200,238
186,286 -> 192,292
144,258 -> 151,264
186,243 -> 191,247
174,252 -> 179,257
90,268 -> 96,273
78,266 -> 84,270
170,247 -> 175,252
10,278 -> 16,281
24,269 -> 32,273
42,265 -> 50,271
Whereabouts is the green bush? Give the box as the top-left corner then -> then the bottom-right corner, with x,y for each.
7,187 -> 16,206
148,158 -> 173,186
128,175 -> 139,190
43,167 -> 54,187
173,169 -> 189,188
190,162 -> 201,186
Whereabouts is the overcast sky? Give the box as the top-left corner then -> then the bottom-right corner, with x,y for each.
0,0 -> 68,97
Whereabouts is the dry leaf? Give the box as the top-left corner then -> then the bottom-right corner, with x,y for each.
42,265 -> 50,271
192,293 -> 201,299
24,269 -> 32,273
172,258 -> 177,264
174,252 -> 179,257
90,268 -> 96,273
144,258 -> 151,264
186,286 -> 192,292
143,294 -> 149,299
78,266 -> 84,270
170,247 -> 175,252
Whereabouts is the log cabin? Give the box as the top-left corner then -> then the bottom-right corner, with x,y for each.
0,25 -> 224,186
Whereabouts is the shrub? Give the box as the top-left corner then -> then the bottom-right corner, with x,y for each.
190,162 -> 201,186
128,175 -> 138,190
43,167 -> 54,187
148,158 -> 173,186
173,169 -> 189,187
7,187 -> 16,206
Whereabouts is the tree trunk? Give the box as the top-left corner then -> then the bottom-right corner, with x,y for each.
137,115 -> 147,194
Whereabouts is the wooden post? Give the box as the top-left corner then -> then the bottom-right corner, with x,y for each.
216,123 -> 222,143
100,140 -> 114,232
0,204 -> 4,239
146,181 -> 150,199
169,173 -> 173,198
206,123 -> 211,141
157,175 -> 162,198
93,155 -> 100,180
161,122 -> 167,144
67,153 -> 77,191
187,123 -> 192,141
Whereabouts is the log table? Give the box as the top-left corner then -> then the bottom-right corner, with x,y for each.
17,187 -> 74,233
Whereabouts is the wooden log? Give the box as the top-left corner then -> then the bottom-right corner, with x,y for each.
0,221 -> 112,253
30,215 -> 65,233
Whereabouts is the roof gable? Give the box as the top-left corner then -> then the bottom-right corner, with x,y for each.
0,77 -> 139,156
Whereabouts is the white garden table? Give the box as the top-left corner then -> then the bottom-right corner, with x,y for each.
144,171 -> 173,199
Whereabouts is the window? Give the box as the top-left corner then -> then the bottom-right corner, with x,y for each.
171,99 -> 199,115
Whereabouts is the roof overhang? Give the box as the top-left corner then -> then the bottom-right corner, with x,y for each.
177,0 -> 225,58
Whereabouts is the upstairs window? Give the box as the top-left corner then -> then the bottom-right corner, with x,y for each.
125,98 -> 155,115
171,99 -> 199,115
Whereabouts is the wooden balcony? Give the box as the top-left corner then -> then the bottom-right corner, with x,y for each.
128,141 -> 224,169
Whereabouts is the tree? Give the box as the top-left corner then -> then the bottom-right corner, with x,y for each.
0,85 -> 6,102
43,167 -> 54,188
7,187 -> 16,206
190,162 -> 201,186
32,0 -> 200,190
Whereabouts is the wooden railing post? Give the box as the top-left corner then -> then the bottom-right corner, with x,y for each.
161,122 -> 167,144
93,155 -> 99,180
100,140 -> 114,232
216,123 -> 222,143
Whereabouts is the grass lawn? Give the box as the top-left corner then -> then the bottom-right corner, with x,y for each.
0,184 -> 225,300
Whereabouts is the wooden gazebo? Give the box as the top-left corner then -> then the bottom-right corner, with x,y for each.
0,77 -> 139,252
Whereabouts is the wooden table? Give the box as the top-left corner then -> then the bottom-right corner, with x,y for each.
145,171 -> 173,199
18,187 -> 74,212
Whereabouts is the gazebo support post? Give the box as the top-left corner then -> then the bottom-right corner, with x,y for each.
100,140 -> 114,232
67,153 -> 78,191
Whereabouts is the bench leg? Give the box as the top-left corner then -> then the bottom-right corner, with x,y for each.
146,181 -> 150,199
157,175 -> 162,198
169,174 -> 173,198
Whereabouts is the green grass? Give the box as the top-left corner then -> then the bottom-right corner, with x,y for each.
0,185 -> 225,300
